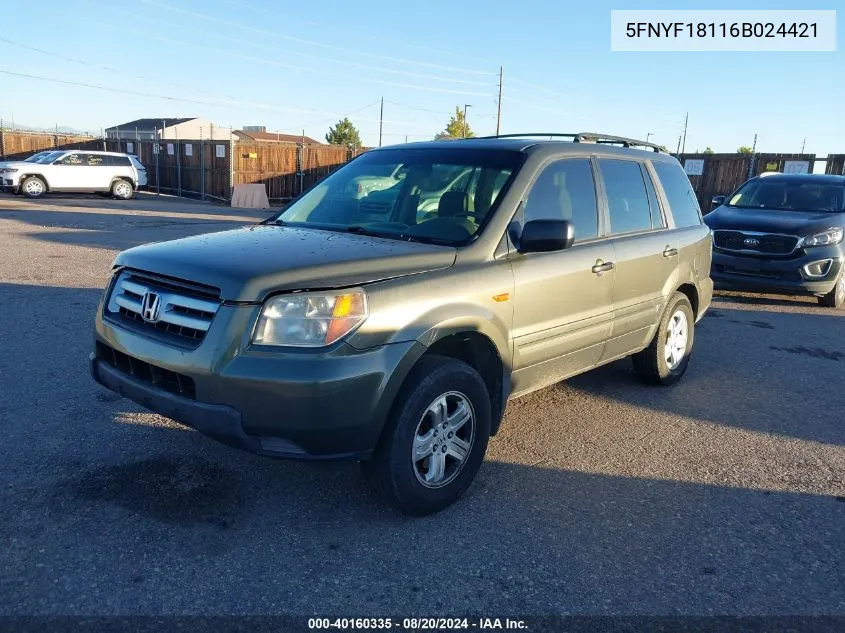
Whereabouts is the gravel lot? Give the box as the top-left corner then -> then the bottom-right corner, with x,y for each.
0,194 -> 843,617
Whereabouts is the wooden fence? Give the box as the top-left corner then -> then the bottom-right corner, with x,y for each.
0,130 -> 101,159
678,153 -> 820,213
1,131 -> 364,203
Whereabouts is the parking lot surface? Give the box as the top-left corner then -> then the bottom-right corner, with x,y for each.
1,194 -> 843,616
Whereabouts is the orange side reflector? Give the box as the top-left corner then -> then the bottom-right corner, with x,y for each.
493,293 -> 510,302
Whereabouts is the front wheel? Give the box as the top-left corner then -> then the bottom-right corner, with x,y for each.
632,292 -> 695,386
362,355 -> 491,516
21,176 -> 46,199
818,274 -> 845,309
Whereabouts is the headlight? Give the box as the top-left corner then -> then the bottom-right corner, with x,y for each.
252,289 -> 368,347
0,168 -> 18,174
801,227 -> 844,248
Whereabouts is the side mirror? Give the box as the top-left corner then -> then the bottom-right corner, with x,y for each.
712,195 -> 726,207
517,219 -> 575,253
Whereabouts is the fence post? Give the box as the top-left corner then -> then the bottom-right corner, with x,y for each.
176,129 -> 182,198
0,126 -> 5,159
747,153 -> 757,180
200,127 -> 205,202
155,132 -> 160,197
228,132 -> 235,203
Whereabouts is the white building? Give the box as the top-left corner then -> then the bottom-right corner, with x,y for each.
105,118 -> 232,141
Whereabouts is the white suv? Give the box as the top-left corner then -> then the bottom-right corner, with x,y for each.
0,150 -> 147,200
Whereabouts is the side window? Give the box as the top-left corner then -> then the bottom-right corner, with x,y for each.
84,154 -> 106,167
652,161 -> 702,228
111,156 -> 131,167
57,153 -> 84,166
641,164 -> 665,228
598,159 -> 652,235
523,158 -> 598,242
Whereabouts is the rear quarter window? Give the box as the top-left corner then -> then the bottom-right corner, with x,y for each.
652,161 -> 702,228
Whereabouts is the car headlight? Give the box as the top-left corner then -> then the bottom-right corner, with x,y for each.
252,289 -> 368,347
801,227 -> 844,248
0,168 -> 18,174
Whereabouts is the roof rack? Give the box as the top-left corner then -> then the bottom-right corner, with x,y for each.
471,132 -> 665,153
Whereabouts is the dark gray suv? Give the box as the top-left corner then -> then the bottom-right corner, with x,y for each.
90,133 -> 713,515
705,174 -> 845,308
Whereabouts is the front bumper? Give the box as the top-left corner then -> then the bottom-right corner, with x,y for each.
711,246 -> 844,296
92,301 -> 426,460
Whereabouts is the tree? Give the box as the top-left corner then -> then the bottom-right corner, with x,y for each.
703,147 -> 714,155
325,118 -> 362,149
435,106 -> 474,140
737,146 -> 753,155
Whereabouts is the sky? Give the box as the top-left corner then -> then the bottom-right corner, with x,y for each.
0,0 -> 842,156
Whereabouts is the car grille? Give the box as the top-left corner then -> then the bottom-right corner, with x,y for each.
104,270 -> 222,347
713,230 -> 799,255
96,341 -> 196,400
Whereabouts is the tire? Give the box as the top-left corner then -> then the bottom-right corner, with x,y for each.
20,176 -> 46,199
362,355 -> 491,516
818,273 -> 845,309
111,179 -> 134,200
632,292 -> 695,386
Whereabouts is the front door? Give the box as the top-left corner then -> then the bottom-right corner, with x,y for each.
47,153 -> 96,190
510,157 -> 616,396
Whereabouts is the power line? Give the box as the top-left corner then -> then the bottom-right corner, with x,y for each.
109,7 -> 491,88
137,0 -> 496,77
219,0 -> 495,65
90,20 -> 493,97
0,69 -> 434,131
0,35 -> 241,101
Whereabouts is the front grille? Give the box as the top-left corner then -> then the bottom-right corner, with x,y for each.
96,341 -> 196,400
713,230 -> 799,255
104,270 -> 221,347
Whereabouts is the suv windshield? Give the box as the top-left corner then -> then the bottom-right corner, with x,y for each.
727,178 -> 845,213
275,148 -> 522,245
35,151 -> 63,164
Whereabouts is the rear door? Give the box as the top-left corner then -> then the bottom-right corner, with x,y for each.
510,156 -> 616,395
85,154 -> 114,190
597,157 -> 677,361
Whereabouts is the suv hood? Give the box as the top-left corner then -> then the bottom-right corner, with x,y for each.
705,206 -> 845,236
113,224 -> 457,301
0,161 -> 35,169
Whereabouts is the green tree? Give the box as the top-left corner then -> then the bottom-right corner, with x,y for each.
703,146 -> 714,155
737,146 -> 753,155
435,106 -> 474,140
325,118 -> 362,149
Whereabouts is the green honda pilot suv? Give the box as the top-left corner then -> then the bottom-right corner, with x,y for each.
91,133 -> 713,515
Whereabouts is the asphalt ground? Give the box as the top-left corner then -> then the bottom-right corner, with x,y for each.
0,193 -> 842,618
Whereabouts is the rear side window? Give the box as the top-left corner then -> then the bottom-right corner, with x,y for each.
109,155 -> 132,166
523,158 -> 598,242
598,159 -> 653,234
652,161 -> 702,227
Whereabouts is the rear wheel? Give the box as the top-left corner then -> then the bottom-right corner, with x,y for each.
362,355 -> 491,516
818,273 -> 845,309
21,176 -> 46,199
111,179 -> 134,200
632,292 -> 695,386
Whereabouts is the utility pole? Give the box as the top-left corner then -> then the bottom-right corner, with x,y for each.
646,132 -> 653,143
463,104 -> 472,138
676,134 -> 682,156
747,133 -> 758,179
378,97 -> 384,147
800,137 -> 806,154
496,66 -> 503,136
681,112 -> 688,155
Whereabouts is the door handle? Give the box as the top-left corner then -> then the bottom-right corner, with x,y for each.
591,260 -> 615,274
663,246 -> 679,258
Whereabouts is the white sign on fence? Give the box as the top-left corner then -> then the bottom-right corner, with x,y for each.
126,142 -> 134,154
152,143 -> 159,155
215,144 -> 226,158
683,159 -> 705,176
783,160 -> 809,174
167,143 -> 174,156
184,144 -> 193,157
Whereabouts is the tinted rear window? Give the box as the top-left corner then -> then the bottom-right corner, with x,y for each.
653,161 -> 702,227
